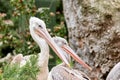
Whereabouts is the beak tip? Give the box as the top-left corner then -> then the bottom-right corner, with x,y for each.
68,64 -> 71,68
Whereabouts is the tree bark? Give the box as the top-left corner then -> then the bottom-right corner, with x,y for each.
62,0 -> 120,80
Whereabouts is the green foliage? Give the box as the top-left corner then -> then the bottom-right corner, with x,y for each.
10,0 -> 36,30
10,0 -> 36,15
53,23 -> 67,38
0,0 -> 39,57
0,0 -> 13,18
0,55 -> 39,80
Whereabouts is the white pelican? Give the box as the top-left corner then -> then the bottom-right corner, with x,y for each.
106,62 -> 120,80
48,36 -> 91,80
12,17 -> 69,80
12,17 -> 91,80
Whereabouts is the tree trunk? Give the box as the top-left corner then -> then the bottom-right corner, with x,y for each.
62,0 -> 120,80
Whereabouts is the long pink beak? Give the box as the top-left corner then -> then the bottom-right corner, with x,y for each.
62,45 -> 92,70
35,28 -> 70,67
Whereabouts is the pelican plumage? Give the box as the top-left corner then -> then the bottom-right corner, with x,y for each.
12,17 -> 91,80
106,62 -> 120,80
12,17 -> 69,80
48,36 -> 91,80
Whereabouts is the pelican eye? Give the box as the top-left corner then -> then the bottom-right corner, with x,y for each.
63,42 -> 67,45
38,25 -> 42,28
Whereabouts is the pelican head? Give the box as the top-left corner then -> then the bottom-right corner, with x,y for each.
53,36 -> 92,70
53,36 -> 71,62
29,17 -> 47,41
53,36 -> 68,47
29,17 -> 70,66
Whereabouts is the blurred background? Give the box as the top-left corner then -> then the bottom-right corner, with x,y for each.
0,0 -> 68,70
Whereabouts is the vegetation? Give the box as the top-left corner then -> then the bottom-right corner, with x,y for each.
0,55 -> 39,80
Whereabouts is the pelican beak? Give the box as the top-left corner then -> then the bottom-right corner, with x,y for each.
35,28 -> 70,67
62,45 -> 92,70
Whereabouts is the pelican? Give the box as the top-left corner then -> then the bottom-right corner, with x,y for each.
11,17 -> 69,80
11,17 -> 91,80
106,62 -> 120,80
48,36 -> 91,80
